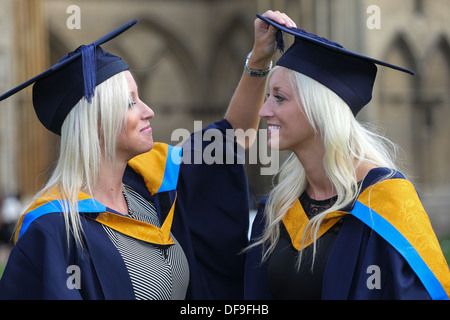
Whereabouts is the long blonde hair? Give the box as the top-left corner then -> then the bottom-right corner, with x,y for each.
253,66 -> 400,268
26,71 -> 131,248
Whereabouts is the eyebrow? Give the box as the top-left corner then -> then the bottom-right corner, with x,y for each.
270,86 -> 284,94
130,85 -> 138,95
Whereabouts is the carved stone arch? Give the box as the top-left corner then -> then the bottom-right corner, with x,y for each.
421,34 -> 450,101
207,15 -> 253,112
380,32 -> 417,100
107,18 -> 199,143
111,18 -> 198,111
420,34 -> 450,189
378,32 -> 417,176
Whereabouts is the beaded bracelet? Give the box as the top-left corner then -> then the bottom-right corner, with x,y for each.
244,51 -> 273,77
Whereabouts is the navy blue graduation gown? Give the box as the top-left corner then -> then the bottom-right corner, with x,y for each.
244,168 -> 450,300
0,119 -> 249,300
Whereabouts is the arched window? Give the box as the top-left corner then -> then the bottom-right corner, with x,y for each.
378,33 -> 417,177
208,16 -> 253,113
108,19 -> 198,143
421,35 -> 450,189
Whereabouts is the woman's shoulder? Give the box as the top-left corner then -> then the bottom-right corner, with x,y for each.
15,191 -> 101,244
360,167 -> 406,194
15,210 -> 67,247
357,167 -> 422,213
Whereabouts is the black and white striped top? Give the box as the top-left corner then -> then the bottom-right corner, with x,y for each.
102,184 -> 189,300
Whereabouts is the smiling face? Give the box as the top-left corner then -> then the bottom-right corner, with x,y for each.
259,67 -> 316,153
116,71 -> 155,161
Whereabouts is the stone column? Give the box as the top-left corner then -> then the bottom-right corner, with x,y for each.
0,0 -> 19,197
13,0 -> 53,199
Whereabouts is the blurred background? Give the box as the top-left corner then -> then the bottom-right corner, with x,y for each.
0,0 -> 449,270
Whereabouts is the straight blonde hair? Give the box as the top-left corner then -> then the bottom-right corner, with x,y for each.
25,71 -> 131,248
252,66 -> 400,269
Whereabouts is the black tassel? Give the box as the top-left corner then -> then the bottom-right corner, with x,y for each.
80,44 -> 97,103
275,30 -> 285,54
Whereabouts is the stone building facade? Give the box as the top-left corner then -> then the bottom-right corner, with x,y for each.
0,0 -> 449,236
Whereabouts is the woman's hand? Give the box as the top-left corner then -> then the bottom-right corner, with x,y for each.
224,10 -> 296,149
248,10 -> 297,70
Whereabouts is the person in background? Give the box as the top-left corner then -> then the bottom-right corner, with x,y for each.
0,194 -> 22,245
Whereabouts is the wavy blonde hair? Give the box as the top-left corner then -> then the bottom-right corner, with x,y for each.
25,71 -> 131,248
253,66 -> 400,269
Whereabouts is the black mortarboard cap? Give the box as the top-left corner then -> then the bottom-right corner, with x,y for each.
0,20 -> 137,135
257,14 -> 414,115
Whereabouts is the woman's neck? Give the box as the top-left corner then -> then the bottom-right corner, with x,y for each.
304,169 -> 336,201
91,158 -> 129,215
293,140 -> 335,201
294,143 -> 378,201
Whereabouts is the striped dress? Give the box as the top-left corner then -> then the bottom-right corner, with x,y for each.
102,184 -> 190,300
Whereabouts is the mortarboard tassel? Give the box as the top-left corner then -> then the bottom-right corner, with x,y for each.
275,30 -> 285,54
80,44 -> 97,103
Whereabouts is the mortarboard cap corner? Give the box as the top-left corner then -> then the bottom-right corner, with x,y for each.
0,19 -> 138,135
0,19 -> 138,103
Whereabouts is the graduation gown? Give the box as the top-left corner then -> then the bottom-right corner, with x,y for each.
0,119 -> 249,300
244,167 -> 450,300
